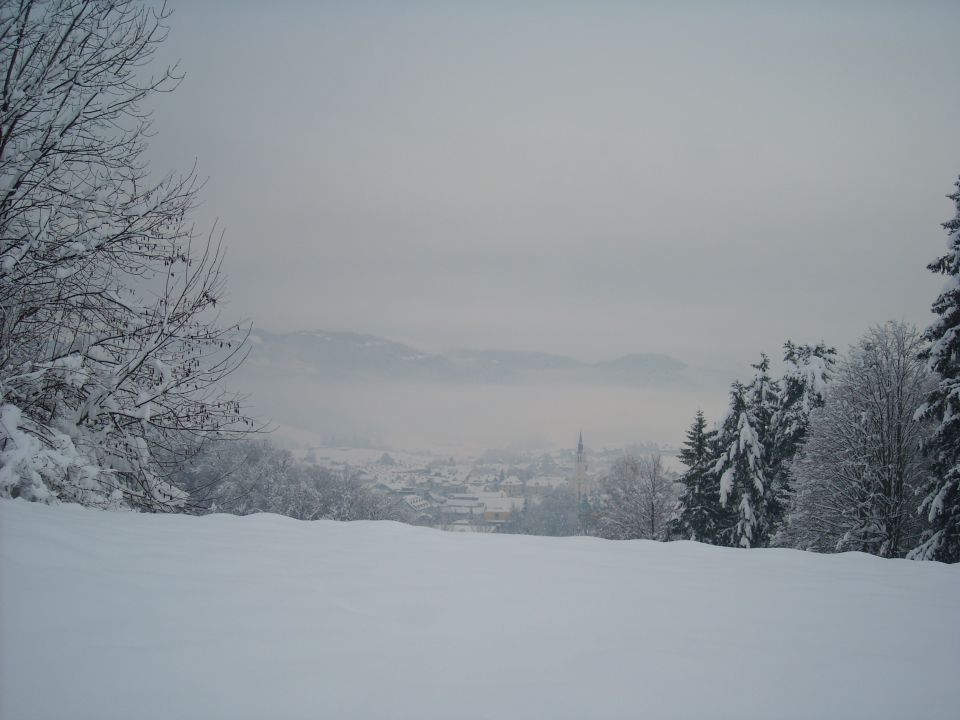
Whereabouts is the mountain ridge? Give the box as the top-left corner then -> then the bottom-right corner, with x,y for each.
244,329 -> 697,387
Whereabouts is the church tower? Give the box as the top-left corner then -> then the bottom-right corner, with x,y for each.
573,431 -> 588,500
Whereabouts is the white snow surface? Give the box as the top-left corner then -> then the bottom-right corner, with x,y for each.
2,500 -> 958,720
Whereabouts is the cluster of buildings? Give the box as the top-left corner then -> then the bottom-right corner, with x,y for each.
364,463 -> 559,533
323,435 -> 595,532
299,433 -> 675,533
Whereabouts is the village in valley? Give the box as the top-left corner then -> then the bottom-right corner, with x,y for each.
284,433 -> 680,533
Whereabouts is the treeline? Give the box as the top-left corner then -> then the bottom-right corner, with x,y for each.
168,439 -> 408,522
669,323 -> 938,559
555,182 -> 960,564
671,342 -> 835,549
670,180 -> 960,562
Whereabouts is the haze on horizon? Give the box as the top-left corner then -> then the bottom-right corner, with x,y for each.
141,0 -> 959,451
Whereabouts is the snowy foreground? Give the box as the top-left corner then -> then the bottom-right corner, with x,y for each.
2,501 -> 958,720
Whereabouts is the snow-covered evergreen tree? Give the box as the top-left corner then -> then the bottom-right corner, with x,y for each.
766,342 -> 835,532
745,354 -> 780,459
911,176 -> 960,562
778,342 -> 835,431
675,344 -> 833,548
672,410 -> 724,542
713,382 -> 769,548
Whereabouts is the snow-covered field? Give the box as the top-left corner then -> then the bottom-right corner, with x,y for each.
2,500 -> 958,720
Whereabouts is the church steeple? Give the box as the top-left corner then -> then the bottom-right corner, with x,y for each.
571,431 -> 591,533
573,431 -> 587,497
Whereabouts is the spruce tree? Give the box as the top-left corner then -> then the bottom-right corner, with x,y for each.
767,343 -> 835,532
911,176 -> 960,562
745,355 -> 780,453
713,382 -> 769,548
672,410 -> 722,542
674,344 -> 833,548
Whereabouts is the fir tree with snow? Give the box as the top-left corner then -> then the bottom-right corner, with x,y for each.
744,355 -> 780,453
672,409 -> 726,542
911,176 -> 960,563
713,382 -> 769,548
766,342 -> 835,532
741,353 -> 788,538
773,342 -> 835,462
675,344 -> 834,547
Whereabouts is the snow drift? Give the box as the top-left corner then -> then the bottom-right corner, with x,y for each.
1,500 -> 958,720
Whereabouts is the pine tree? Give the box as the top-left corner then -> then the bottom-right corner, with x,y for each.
672,410 -> 723,542
745,355 -> 780,454
767,342 -> 835,532
778,342 -> 835,433
713,382 -> 769,548
674,344 -> 834,548
911,176 -> 960,562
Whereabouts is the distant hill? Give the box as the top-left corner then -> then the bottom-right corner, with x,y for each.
244,330 -> 463,381
594,352 -> 688,382
244,329 -> 698,387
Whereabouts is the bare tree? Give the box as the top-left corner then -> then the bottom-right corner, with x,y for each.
0,1 -> 254,509
170,438 -> 409,522
783,322 -> 934,557
501,484 -> 580,537
598,454 -> 676,540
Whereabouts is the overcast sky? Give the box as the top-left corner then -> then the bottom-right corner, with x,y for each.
148,0 -> 960,370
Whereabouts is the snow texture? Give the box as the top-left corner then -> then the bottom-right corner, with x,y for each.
1,500 -> 958,720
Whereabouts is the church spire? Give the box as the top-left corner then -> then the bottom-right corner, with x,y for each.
575,431 -> 586,476
573,431 -> 590,532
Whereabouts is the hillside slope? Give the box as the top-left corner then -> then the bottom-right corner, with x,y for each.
2,500 -> 958,720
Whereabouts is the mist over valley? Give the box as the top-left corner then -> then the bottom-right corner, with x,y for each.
236,329 -> 734,454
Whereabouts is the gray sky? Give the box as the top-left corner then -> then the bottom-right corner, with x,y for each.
149,0 -> 960,370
